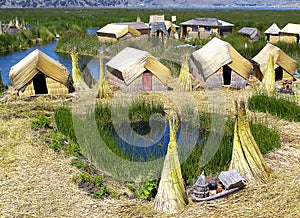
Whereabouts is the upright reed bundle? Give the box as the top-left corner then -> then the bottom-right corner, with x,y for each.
71,52 -> 89,91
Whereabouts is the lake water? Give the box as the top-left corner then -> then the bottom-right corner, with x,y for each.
0,40 -> 98,86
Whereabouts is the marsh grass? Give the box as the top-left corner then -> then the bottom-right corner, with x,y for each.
248,92 -> 300,122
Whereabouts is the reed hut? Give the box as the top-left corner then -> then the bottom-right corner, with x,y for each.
264,23 -> 280,44
9,49 -> 69,97
96,24 -> 141,42
238,27 -> 260,41
190,37 -> 253,88
111,22 -> 150,35
252,43 -> 297,81
279,23 -> 300,44
106,47 -> 172,92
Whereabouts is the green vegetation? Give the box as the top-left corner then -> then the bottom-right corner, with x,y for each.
54,99 -> 281,189
54,106 -> 77,142
248,92 -> 300,122
0,72 -> 6,94
31,114 -> 51,129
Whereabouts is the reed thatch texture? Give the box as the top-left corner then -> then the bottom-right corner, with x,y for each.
165,21 -> 177,33
259,55 -> 276,93
9,49 -> 69,97
229,101 -> 273,184
252,43 -> 297,79
190,37 -> 252,88
264,23 -> 280,43
154,118 -> 188,214
97,24 -> 141,42
9,49 -> 69,90
70,52 -> 89,91
174,56 -> 192,92
106,47 -> 172,92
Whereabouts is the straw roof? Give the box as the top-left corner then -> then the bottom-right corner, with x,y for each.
264,23 -> 280,35
106,47 -> 172,86
252,43 -> 297,77
9,49 -> 69,90
180,18 -> 234,27
111,22 -> 149,31
280,23 -> 300,35
164,21 -> 177,33
238,27 -> 260,40
97,24 -> 141,39
190,37 -> 253,82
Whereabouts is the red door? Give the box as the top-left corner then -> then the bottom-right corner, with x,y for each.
142,72 -> 152,91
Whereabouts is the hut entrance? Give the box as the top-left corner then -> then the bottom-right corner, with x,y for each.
275,67 -> 283,81
33,73 -> 48,94
142,72 -> 152,91
223,65 -> 232,85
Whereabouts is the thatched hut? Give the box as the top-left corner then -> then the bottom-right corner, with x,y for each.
190,37 -> 253,88
96,24 -> 141,42
279,23 -> 300,44
264,23 -> 280,44
238,27 -> 260,40
252,43 -> 297,81
9,49 -> 70,97
106,47 -> 172,92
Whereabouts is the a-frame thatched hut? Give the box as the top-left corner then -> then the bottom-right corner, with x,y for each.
96,24 -> 141,42
189,37 -> 253,88
9,49 -> 70,97
252,43 -> 297,81
106,47 -> 172,92
264,23 -> 280,44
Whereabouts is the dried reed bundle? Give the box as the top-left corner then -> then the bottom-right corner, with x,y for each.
70,52 -> 89,91
174,56 -> 192,92
259,55 -> 276,93
154,117 -> 188,214
97,53 -> 112,99
229,101 -> 273,183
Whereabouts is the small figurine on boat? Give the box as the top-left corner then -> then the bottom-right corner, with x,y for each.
192,168 -> 246,201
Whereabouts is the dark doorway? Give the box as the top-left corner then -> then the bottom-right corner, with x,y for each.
33,73 -> 48,94
275,67 -> 283,81
223,65 -> 232,85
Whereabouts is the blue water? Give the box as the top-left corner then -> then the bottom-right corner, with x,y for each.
0,40 -> 96,86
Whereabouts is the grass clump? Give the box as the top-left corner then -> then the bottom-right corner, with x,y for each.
248,92 -> 300,122
31,114 -> 51,129
54,106 -> 77,142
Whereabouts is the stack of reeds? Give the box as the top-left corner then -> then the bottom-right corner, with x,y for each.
70,52 -> 89,91
260,54 -> 276,94
154,117 -> 188,214
97,52 -> 112,99
229,100 -> 273,184
174,55 -> 192,92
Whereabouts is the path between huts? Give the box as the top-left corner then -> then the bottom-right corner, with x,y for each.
0,96 -> 299,218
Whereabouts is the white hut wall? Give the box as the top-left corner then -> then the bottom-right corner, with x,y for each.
205,69 -> 247,88
152,75 -> 168,91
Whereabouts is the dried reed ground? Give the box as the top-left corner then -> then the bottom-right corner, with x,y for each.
0,89 -> 299,217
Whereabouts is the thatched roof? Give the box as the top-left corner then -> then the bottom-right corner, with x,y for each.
190,37 -> 253,82
96,24 -> 141,39
9,49 -> 69,90
280,23 -> 300,35
111,22 -> 149,31
264,23 -> 280,35
252,43 -> 297,77
180,18 -> 234,27
238,27 -> 260,40
165,21 -> 177,33
106,47 -> 172,85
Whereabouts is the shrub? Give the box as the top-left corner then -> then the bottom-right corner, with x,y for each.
133,180 -> 158,201
93,185 -> 107,199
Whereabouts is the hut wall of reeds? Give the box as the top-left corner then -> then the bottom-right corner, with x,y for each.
106,47 -> 172,92
279,23 -> 300,44
190,37 -> 252,88
9,49 -> 70,97
264,23 -> 281,44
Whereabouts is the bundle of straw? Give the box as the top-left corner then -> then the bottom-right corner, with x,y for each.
174,56 -> 192,92
153,117 -> 188,214
97,52 -> 112,99
70,52 -> 89,91
260,54 -> 276,94
229,101 -> 273,184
